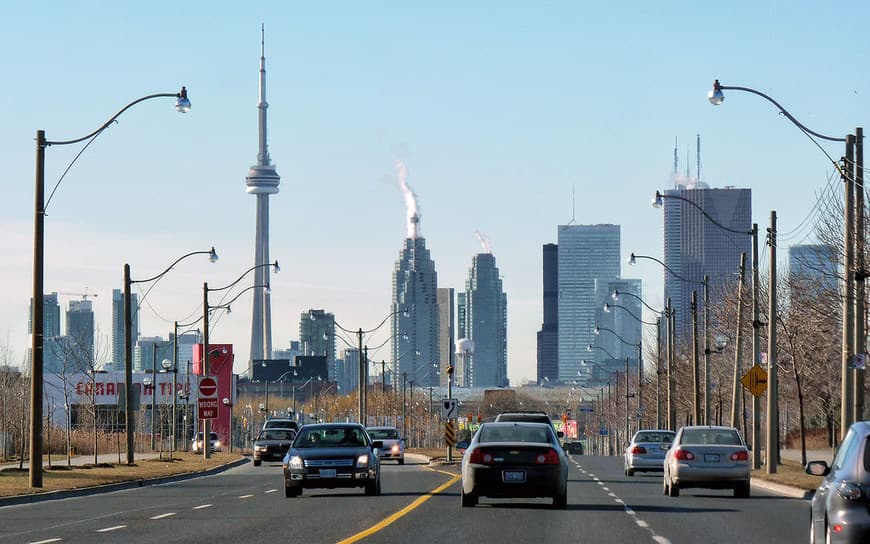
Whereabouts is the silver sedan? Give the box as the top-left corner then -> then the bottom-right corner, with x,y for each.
663,425 -> 750,498
624,429 -> 675,476
807,421 -> 870,543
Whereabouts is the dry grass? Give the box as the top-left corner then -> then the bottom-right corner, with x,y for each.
0,452 -> 240,497
753,459 -> 822,491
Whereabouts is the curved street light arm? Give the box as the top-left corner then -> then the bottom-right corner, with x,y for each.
595,325 -> 638,348
605,302 -> 658,326
613,289 -> 663,315
209,261 -> 278,293
714,82 -> 844,143
630,253 -> 705,286
46,89 -> 190,146
588,343 -> 617,360
208,282 -> 268,311
654,191 -> 751,236
132,247 -> 218,284
334,306 -> 407,335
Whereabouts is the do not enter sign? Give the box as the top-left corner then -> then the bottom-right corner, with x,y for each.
199,377 -> 218,398
198,376 -> 219,420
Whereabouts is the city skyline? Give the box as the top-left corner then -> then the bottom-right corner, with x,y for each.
3,3 -> 868,386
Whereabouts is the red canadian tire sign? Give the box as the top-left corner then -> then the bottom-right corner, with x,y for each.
198,376 -> 219,420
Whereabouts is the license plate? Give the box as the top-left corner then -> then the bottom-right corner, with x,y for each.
320,468 -> 337,478
704,454 -> 720,463
503,470 -> 526,483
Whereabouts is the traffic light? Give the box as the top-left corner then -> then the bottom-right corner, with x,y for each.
467,413 -> 472,423
477,414 -> 482,423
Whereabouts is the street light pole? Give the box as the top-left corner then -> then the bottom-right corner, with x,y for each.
731,253 -> 747,429
766,211 -> 778,474
29,88 -> 189,486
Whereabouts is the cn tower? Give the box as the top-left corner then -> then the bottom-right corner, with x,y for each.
246,25 -> 279,364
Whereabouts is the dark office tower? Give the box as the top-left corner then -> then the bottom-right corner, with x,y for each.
300,309 -> 336,381
391,236 -> 440,388
437,288 -> 455,388
112,288 -> 138,371
663,185 -> 751,339
460,253 -> 508,388
341,348 -> 360,395
788,244 -> 838,298
66,300 -> 95,364
557,225 -> 621,382
537,243 -> 558,384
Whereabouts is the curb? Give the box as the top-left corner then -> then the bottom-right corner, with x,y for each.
750,478 -> 814,500
0,456 -> 249,508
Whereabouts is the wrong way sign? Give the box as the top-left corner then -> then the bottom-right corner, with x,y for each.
198,376 -> 219,419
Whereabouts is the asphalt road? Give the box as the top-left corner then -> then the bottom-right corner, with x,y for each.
0,454 -> 808,544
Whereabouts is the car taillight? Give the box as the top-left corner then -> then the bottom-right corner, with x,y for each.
631,446 -> 647,455
469,448 -> 493,464
730,450 -> 749,461
535,448 -> 560,465
674,448 -> 695,461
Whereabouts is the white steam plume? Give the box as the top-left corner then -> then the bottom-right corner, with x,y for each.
395,159 -> 420,239
475,230 -> 492,253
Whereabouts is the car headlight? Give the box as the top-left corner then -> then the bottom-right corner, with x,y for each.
356,454 -> 370,467
838,482 -> 864,500
391,444 -> 401,453
255,445 -> 267,452
288,455 -> 304,470
214,441 -> 221,448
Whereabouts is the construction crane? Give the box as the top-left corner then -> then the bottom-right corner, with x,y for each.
58,288 -> 98,301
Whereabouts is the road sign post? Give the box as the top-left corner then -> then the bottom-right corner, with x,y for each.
198,376 -> 219,420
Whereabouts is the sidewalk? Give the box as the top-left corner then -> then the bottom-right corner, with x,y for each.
780,448 -> 835,464
1,452 -> 161,471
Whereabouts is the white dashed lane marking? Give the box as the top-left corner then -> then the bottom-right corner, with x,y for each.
239,494 -> 254,499
192,504 -> 212,510
150,513 -> 176,520
96,526 -> 126,533
265,489 -> 277,494
28,539 -> 62,544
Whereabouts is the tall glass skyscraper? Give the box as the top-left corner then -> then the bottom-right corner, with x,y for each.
112,288 -> 138,372
66,299 -> 95,365
537,243 -> 558,384
557,225 -> 621,382
437,288 -> 455,388
663,185 -> 751,339
391,236 -> 440,388
458,254 -> 507,387
788,244 -> 838,293
299,309 -> 336,380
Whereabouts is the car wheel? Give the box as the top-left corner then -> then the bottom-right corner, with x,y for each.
552,489 -> 567,509
667,479 -> 680,497
663,478 -> 669,496
461,488 -> 478,507
365,477 -> 381,496
626,468 -> 634,477
284,485 -> 300,498
253,459 -> 261,467
734,481 -> 750,498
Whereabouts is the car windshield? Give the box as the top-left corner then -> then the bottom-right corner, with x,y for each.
258,429 -> 295,441
680,429 -> 741,445
368,428 -> 399,440
479,425 -> 551,444
635,432 -> 675,444
195,432 -> 218,441
265,420 -> 296,429
295,427 -> 367,448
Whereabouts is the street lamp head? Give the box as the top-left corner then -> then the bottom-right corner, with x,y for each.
222,397 -> 231,406
586,344 -> 593,352
161,358 -> 173,371
714,333 -> 728,351
142,377 -> 152,387
612,290 -> 619,301
207,247 -> 218,263
708,79 -> 725,105
175,86 -> 192,113
628,253 -> 636,266
603,303 -> 611,313
594,326 -> 601,335
272,260 -> 280,273
652,190 -> 664,208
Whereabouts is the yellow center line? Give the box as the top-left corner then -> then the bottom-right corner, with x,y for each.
336,470 -> 461,544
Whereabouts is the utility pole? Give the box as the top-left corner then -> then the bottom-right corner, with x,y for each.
691,290 -> 700,425
656,317 -> 662,429
751,223 -> 762,469
703,276 -> 710,425
843,135 -> 856,440
624,358 -> 630,445
667,297 -> 676,431
854,127 -> 865,423
357,328 -> 363,423
401,372 -> 407,441
731,253 -> 746,429
766,211 -> 778,474
636,342 -> 643,429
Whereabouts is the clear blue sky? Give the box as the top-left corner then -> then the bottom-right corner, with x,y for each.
2,2 -> 868,384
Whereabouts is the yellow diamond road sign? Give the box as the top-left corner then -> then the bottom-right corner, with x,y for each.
741,364 -> 768,397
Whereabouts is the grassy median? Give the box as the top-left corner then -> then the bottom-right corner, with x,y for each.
0,452 -> 241,497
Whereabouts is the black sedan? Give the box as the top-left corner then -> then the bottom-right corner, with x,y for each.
461,422 -> 569,508
282,423 -> 383,498
252,428 -> 296,466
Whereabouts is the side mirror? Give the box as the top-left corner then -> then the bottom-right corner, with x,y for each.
372,440 -> 384,450
557,431 -> 564,438
806,460 -> 831,477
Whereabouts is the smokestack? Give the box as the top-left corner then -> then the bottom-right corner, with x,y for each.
395,160 -> 420,239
